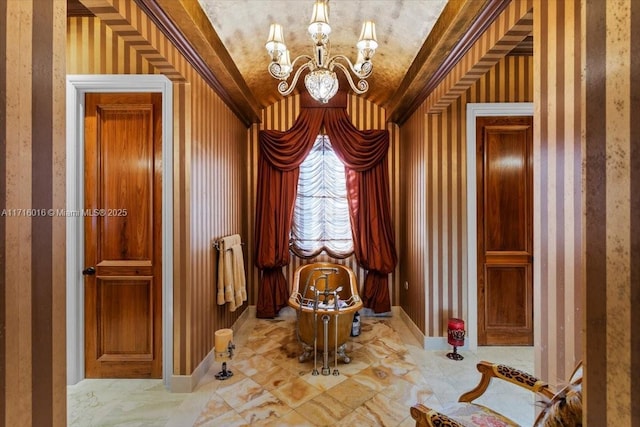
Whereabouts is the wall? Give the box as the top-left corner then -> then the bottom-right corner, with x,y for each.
67,8 -> 248,377
1,1 -> 67,425
247,94 -> 401,307
533,0 -> 583,389
582,0 -> 639,424
401,1 -> 640,423
400,55 -> 533,336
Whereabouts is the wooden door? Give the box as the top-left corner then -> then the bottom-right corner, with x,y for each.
84,93 -> 162,378
477,116 -> 533,345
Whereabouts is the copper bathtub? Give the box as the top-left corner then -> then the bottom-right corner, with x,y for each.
288,263 -> 363,370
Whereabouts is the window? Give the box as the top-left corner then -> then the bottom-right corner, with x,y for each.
290,135 -> 354,258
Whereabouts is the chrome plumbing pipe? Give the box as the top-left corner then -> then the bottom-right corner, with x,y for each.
333,307 -> 340,375
322,314 -> 330,375
312,291 -> 319,376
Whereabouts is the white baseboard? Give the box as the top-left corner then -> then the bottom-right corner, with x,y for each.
170,350 -> 214,393
170,305 -> 252,393
394,306 -> 470,351
395,306 -> 426,347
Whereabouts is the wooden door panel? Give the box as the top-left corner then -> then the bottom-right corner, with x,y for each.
84,92 -> 162,378
97,278 -> 154,361
484,265 -> 531,329
477,116 -> 533,346
485,128 -> 529,251
98,106 -> 154,262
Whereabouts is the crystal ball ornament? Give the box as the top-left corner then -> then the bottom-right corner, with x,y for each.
305,69 -> 339,103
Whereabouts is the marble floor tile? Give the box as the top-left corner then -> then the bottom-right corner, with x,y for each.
362,393 -> 411,426
259,408 -> 313,427
325,377 -> 377,409
232,354 -> 276,377
189,393 -> 231,424
351,364 -> 402,391
235,392 -> 291,424
381,375 -> 434,405
67,308 -> 537,427
271,377 -> 323,408
295,392 -> 352,426
194,408 -> 246,427
301,368 -> 348,390
251,364 -> 301,391
215,376 -> 269,409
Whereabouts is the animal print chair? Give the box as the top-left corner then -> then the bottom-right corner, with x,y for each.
410,361 -> 583,427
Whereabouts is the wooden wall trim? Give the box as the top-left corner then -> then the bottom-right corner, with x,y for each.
133,0 -> 260,126
389,0 -> 509,124
394,0 -> 511,123
425,0 -> 534,115
68,0 -> 95,17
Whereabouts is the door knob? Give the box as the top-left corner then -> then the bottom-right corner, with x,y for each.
82,266 -> 96,276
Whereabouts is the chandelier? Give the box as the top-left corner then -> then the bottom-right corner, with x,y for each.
265,0 -> 378,103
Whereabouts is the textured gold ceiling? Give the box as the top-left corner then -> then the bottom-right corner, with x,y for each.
197,0 -> 449,109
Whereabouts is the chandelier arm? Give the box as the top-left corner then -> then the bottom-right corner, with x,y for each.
332,62 -> 369,95
329,54 -> 373,79
268,54 -> 315,80
278,61 -> 313,96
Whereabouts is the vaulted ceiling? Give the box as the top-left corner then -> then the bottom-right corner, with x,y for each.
196,0 -> 449,110
70,0 -> 530,125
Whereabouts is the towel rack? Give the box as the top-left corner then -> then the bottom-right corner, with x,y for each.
213,239 -> 245,251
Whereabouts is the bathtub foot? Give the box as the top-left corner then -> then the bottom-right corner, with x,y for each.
298,343 -> 352,365
298,343 -> 315,363
337,344 -> 351,364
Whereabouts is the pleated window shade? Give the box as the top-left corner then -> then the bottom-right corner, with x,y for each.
290,135 -> 354,259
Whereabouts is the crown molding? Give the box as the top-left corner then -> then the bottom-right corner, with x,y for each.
387,0 -> 511,124
133,0 -> 261,126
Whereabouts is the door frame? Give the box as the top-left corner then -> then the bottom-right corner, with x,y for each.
66,74 -> 173,387
465,102 -> 533,351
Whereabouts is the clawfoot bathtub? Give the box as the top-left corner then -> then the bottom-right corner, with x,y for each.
288,263 -> 363,371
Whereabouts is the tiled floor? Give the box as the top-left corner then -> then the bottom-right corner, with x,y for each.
68,308 -> 537,426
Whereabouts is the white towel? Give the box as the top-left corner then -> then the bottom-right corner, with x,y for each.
216,234 -> 246,312
230,242 -> 247,311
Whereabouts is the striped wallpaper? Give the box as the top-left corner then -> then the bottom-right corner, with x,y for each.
1,1 -> 67,425
67,16 -> 157,75
248,93 -> 401,308
583,0 -> 639,424
67,2 -> 249,378
400,55 -> 533,337
73,0 -> 186,81
533,0 -> 583,393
